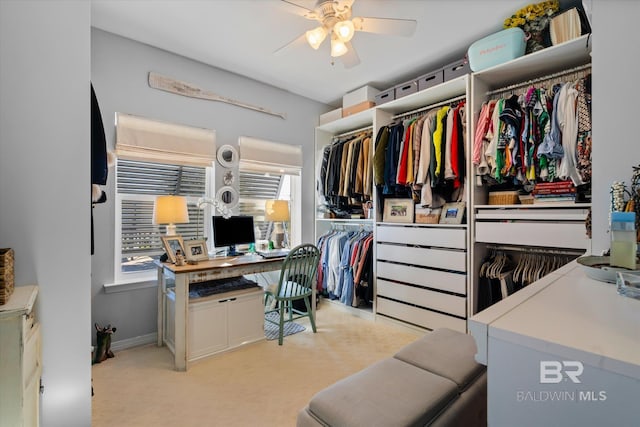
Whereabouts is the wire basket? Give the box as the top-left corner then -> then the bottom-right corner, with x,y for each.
0,248 -> 15,305
488,191 -> 520,205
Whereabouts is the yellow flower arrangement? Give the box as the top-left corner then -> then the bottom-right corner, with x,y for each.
504,0 -> 560,29
503,0 -> 560,53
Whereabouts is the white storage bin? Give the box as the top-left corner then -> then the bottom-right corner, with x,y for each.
377,279 -> 467,317
342,85 -> 380,108
376,244 -> 466,272
377,298 -> 466,332
377,225 -> 466,249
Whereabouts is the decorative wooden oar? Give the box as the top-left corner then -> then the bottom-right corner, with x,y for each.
148,72 -> 287,120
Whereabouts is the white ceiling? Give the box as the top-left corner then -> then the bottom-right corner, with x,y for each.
91,0 -> 533,107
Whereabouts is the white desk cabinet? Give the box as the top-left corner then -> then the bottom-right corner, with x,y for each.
0,285 -> 41,427
165,287 -> 264,362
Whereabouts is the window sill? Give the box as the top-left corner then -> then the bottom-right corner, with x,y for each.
103,279 -> 157,294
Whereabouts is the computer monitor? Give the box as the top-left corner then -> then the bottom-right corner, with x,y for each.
212,215 -> 256,256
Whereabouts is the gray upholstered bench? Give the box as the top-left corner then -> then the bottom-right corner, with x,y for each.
297,328 -> 487,427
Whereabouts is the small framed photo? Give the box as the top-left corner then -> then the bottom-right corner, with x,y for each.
161,235 -> 185,264
184,239 -> 208,262
439,202 -> 466,224
383,198 -> 414,223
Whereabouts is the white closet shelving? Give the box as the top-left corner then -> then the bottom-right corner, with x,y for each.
469,34 -> 593,315
314,34 -> 594,331
371,75 -> 471,333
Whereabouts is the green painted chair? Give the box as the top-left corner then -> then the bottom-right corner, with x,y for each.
264,243 -> 320,345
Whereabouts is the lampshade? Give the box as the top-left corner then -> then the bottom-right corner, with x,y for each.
153,195 -> 189,235
333,20 -> 355,42
264,200 -> 290,222
330,35 -> 348,57
306,26 -> 327,50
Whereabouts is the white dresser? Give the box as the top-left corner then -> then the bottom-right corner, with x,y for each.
0,285 -> 41,427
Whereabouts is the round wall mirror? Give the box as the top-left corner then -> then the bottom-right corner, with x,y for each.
216,186 -> 239,210
216,145 -> 239,168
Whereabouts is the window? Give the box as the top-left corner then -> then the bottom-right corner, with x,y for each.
238,170 -> 300,247
115,159 -> 208,281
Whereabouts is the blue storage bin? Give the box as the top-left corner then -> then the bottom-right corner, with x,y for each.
467,28 -> 526,72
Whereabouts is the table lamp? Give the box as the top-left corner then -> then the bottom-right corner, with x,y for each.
153,195 -> 189,235
265,199 -> 290,248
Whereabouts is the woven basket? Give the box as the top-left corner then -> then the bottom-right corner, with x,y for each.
488,191 -> 520,205
0,248 -> 15,305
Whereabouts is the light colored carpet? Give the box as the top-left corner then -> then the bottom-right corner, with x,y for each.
264,312 -> 306,340
92,300 -> 424,427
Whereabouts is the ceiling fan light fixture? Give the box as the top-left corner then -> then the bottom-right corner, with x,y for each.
333,19 -> 355,42
305,26 -> 327,50
330,35 -> 348,57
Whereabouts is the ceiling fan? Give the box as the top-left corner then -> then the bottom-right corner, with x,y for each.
276,0 -> 417,68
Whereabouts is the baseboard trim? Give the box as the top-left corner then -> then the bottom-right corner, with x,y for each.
111,333 -> 157,351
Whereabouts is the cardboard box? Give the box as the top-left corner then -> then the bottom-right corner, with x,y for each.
342,101 -> 375,118
343,85 -> 380,108
319,107 -> 342,125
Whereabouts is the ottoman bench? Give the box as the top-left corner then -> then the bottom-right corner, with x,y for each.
297,328 -> 487,426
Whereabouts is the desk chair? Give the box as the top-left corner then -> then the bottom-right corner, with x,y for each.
264,244 -> 320,345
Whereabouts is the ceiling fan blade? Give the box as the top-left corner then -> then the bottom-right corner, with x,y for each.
280,0 -> 319,19
352,17 -> 417,37
274,33 -> 308,56
339,42 -> 360,68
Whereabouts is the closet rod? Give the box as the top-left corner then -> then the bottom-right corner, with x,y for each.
330,222 -> 373,231
391,94 -> 467,120
486,244 -> 585,257
333,125 -> 373,139
486,63 -> 592,97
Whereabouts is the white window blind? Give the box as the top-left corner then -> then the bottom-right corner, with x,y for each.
117,159 -> 206,274
115,113 -> 216,167
238,171 -> 283,240
238,136 -> 302,175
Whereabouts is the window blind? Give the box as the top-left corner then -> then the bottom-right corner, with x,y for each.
117,159 -> 205,271
238,171 -> 282,240
115,113 -> 216,167
238,136 -> 302,175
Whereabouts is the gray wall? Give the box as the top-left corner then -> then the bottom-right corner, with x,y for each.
90,28 -> 328,345
591,0 -> 640,255
0,1 -> 91,426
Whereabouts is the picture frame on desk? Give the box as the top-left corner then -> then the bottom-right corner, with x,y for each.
383,198 -> 414,223
184,239 -> 208,262
161,235 -> 185,264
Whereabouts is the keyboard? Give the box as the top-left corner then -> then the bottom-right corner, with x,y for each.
256,249 -> 290,259
189,276 -> 259,298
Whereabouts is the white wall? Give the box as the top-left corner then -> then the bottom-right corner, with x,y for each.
0,1 -> 91,426
591,0 -> 640,254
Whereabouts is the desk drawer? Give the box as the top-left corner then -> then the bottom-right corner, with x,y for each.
377,261 -> 466,294
377,225 -> 466,249
377,279 -> 466,317
377,298 -> 466,332
377,244 -> 466,272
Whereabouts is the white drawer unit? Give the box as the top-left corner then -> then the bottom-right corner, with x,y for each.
376,261 -> 466,295
377,244 -> 466,272
0,285 -> 41,427
165,287 -> 264,362
375,225 -> 469,332
475,206 -> 591,250
377,224 -> 466,249
377,297 -> 466,333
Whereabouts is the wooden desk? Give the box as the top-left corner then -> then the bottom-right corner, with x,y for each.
156,255 -> 283,370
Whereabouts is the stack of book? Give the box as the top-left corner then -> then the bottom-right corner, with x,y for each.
532,181 -> 576,204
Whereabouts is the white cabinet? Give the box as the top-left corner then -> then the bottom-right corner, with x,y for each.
165,288 -> 264,362
0,285 -> 41,427
469,35 -> 593,314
